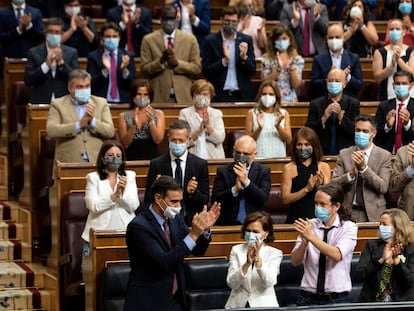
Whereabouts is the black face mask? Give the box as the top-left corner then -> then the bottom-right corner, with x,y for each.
161,19 -> 176,35
234,153 -> 250,168
295,147 -> 313,160
223,23 -> 237,36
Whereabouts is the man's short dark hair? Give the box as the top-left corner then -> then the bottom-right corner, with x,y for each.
150,175 -> 182,202
100,21 -> 120,37
354,114 -> 376,131
169,119 -> 191,135
221,6 -> 240,18
393,70 -> 414,83
45,17 -> 64,29
160,4 -> 177,19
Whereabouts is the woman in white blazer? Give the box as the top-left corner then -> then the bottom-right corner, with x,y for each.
225,211 -> 283,308
179,79 -> 226,159
81,140 -> 140,250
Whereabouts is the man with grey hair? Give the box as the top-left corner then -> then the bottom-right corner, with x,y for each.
46,68 -> 115,164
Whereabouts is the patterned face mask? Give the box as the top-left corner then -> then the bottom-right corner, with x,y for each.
193,95 -> 210,108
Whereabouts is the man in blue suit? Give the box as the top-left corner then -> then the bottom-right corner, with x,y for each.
0,0 -> 44,76
106,0 -> 152,56
311,23 -> 362,99
87,21 -> 135,103
24,17 -> 79,104
124,175 -> 220,311
168,0 -> 210,51
202,6 -> 256,102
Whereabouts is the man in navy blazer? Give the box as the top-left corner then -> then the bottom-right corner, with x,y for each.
202,6 -> 256,102
374,70 -> 414,154
169,0 -> 210,51
0,0 -> 44,76
87,21 -> 135,103
106,0 -> 152,57
124,175 -> 220,311
211,135 -> 271,225
24,17 -> 79,104
144,120 -> 209,226
311,23 -> 362,99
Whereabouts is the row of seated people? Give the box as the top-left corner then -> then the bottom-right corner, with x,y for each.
3,0 -> 414,106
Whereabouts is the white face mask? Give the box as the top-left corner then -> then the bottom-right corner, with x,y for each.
303,0 -> 315,8
123,0 -> 136,5
260,94 -> 276,108
350,6 -> 363,18
65,6 -> 81,17
327,38 -> 343,52
161,200 -> 182,219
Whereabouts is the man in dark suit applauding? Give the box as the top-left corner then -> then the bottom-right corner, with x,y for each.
374,70 -> 414,154
144,120 -> 209,226
0,0 -> 44,76
124,175 -> 220,311
24,17 -> 79,104
211,135 -> 271,225
202,6 -> 256,102
87,21 -> 135,103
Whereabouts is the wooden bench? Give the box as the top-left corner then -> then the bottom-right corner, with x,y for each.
85,222 -> 380,311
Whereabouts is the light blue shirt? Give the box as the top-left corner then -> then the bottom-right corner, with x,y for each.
222,32 -> 239,91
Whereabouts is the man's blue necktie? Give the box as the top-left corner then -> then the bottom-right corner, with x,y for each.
237,190 -> 246,224
174,158 -> 183,187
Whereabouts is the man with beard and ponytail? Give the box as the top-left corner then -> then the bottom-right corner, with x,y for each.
124,175 -> 220,311
305,68 -> 360,156
46,69 -> 115,164
144,120 -> 209,226
140,3 -> 201,103
87,21 -> 135,103
281,127 -> 331,224
211,135 -> 271,225
310,23 -> 362,100
202,5 -> 256,102
291,183 -> 357,306
332,114 -> 392,222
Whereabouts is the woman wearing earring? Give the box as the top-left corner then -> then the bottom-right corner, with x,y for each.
245,80 -> 292,158
225,211 -> 283,308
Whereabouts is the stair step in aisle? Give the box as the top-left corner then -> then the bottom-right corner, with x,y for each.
0,201 -> 57,311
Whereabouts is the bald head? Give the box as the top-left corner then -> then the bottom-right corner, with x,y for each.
233,135 -> 257,165
327,68 -> 346,83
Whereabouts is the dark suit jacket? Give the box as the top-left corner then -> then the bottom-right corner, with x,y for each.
144,152 -> 209,225
86,47 -> 135,103
356,240 -> 414,302
305,94 -> 360,155
374,98 -> 414,153
63,14 -> 98,57
202,31 -> 256,102
124,208 -> 210,310
173,0 -> 210,51
106,5 -> 152,57
310,49 -> 363,99
211,162 -> 271,225
0,5 -> 44,58
24,44 -> 79,104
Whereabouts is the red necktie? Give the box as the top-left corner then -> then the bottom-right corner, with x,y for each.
167,36 -> 174,49
163,219 -> 178,295
126,9 -> 134,53
109,51 -> 118,100
302,8 -> 310,57
395,102 -> 404,153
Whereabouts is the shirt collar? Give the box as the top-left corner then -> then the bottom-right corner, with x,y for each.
330,49 -> 344,57
12,3 -> 25,10
149,205 -> 166,226
170,150 -> 188,161
316,213 -> 340,229
123,4 -> 136,12
221,30 -> 237,42
163,30 -> 176,39
397,96 -> 410,107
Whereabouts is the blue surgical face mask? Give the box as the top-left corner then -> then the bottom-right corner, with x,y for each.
399,2 -> 412,14
378,225 -> 394,242
327,82 -> 343,95
104,38 -> 119,51
394,85 -> 410,99
74,88 -> 91,103
169,141 -> 187,157
105,155 -> 123,172
274,39 -> 290,52
314,205 -> 331,222
354,132 -> 371,149
389,29 -> 402,42
244,231 -> 262,245
46,34 -> 61,48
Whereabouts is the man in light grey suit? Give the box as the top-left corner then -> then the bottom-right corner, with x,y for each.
280,0 -> 329,57
24,17 -> 79,104
332,114 -> 392,222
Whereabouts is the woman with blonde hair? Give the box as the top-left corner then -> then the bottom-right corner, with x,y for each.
179,79 -> 226,159
245,80 -> 292,158
281,127 -> 331,223
261,24 -> 304,103
356,208 -> 414,302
